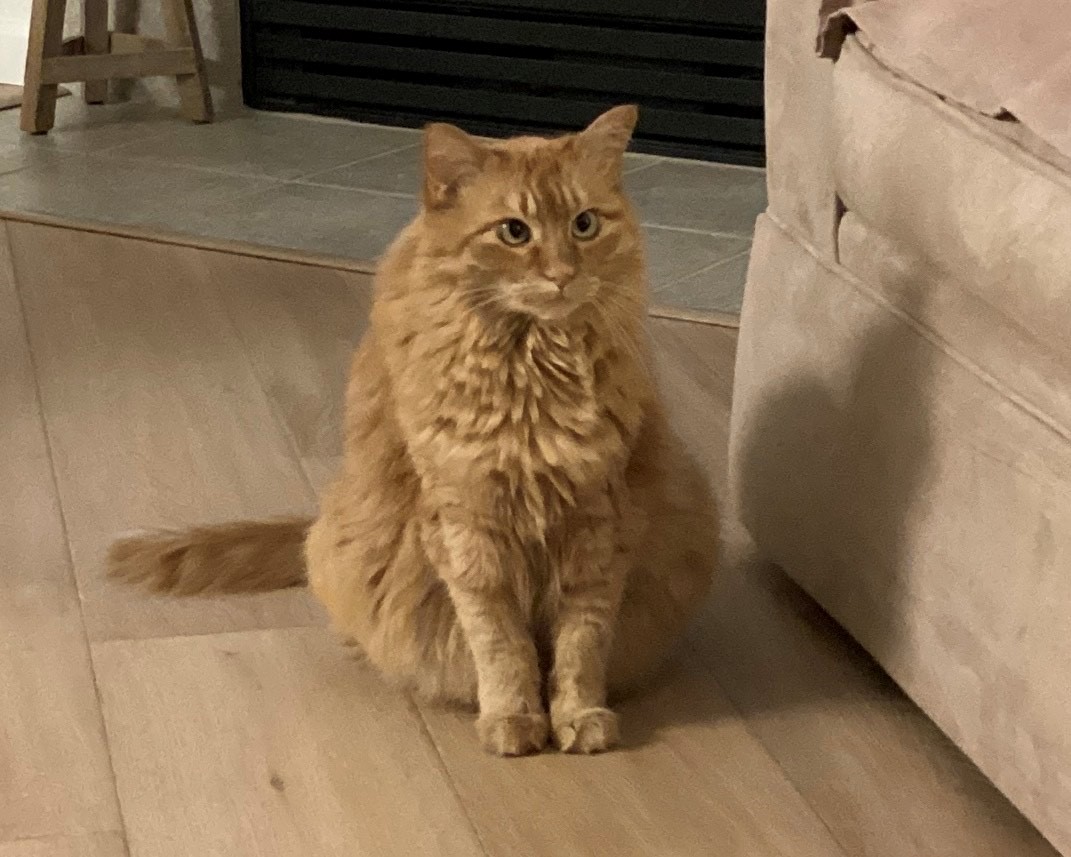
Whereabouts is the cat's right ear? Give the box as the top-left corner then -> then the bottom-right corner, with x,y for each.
423,123 -> 485,209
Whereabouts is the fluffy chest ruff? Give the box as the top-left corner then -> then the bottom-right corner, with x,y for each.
389,312 -> 647,541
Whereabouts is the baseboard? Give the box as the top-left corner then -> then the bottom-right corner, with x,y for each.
0,83 -> 22,110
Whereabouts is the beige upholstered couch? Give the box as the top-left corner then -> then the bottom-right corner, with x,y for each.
729,1 -> 1071,852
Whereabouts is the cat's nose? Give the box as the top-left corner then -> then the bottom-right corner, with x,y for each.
542,260 -> 577,290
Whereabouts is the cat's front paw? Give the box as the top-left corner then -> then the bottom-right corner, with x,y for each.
552,707 -> 620,754
477,712 -> 550,757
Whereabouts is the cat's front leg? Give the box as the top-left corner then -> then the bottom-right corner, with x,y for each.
437,517 -> 548,756
549,518 -> 629,754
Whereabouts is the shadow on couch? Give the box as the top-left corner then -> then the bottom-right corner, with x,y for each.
732,265 -> 936,684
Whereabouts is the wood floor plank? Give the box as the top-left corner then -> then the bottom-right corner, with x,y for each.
0,593 -> 122,842
92,628 -> 486,857
6,221 -> 326,641
649,316 -> 737,411
690,540 -> 1060,857
648,316 -> 737,499
418,652 -> 847,857
0,832 -> 128,857
0,222 -> 122,842
209,257 -> 371,494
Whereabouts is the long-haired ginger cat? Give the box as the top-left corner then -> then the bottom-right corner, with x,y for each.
109,106 -> 718,756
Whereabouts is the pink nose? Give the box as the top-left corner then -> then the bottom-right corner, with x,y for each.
543,262 -> 576,290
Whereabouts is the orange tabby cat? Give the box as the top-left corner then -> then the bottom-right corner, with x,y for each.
109,106 -> 718,756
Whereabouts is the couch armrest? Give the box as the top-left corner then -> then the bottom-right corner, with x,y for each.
764,0 -> 839,256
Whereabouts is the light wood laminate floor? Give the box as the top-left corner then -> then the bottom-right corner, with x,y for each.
0,215 -> 1057,857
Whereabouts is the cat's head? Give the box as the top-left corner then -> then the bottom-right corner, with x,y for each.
418,106 -> 644,323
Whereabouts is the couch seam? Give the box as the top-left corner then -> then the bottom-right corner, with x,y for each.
762,210 -> 1071,449
842,36 -> 1071,195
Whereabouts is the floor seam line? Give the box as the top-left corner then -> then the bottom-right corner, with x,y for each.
3,217 -> 136,857
409,699 -> 496,857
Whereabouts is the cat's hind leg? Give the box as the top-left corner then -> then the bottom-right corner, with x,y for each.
608,415 -> 719,699
606,515 -> 718,699
306,510 -> 479,707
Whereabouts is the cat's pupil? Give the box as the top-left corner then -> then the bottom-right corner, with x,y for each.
497,218 -> 531,246
576,212 -> 591,232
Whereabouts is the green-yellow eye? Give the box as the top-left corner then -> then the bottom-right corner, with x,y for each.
571,210 -> 600,240
497,218 -> 531,246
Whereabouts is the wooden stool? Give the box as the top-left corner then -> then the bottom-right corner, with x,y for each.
20,0 -> 213,134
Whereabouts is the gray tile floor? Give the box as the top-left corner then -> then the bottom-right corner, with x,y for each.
0,100 -> 765,316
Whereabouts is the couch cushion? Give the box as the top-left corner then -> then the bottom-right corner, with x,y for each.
820,0 -> 1071,164
830,37 -> 1071,379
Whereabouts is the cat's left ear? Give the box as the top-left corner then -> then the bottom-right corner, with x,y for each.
576,105 -> 638,169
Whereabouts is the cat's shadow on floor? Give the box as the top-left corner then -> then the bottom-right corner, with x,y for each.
613,651 -> 739,750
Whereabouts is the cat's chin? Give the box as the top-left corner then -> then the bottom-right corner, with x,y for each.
515,300 -> 585,324
498,280 -> 598,324
527,291 -> 602,323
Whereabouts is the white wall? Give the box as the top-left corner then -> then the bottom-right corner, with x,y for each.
0,0 -> 34,85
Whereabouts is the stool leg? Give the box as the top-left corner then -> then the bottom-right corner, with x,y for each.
161,0 -> 213,122
83,0 -> 109,104
21,0 -> 69,133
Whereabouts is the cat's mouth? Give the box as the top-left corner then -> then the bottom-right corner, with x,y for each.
503,280 -> 594,322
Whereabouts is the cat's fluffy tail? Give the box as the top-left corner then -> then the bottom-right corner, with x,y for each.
107,517 -> 313,595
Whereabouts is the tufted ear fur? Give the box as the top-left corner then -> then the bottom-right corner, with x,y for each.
423,122 -> 486,209
574,105 -> 638,175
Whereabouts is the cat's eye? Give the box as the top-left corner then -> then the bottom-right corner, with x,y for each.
497,218 -> 532,246
571,210 -> 600,240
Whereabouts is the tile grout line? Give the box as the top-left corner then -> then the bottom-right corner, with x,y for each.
88,147 -> 294,182
284,179 -> 417,200
4,145 -> 299,215
642,221 -> 756,239
264,111 -> 424,137
94,133 -> 421,185
90,125 -> 179,156
289,140 -> 422,184
654,247 -> 752,292
77,145 -> 421,207
650,152 -> 766,173
2,217 -> 135,857
0,145 -> 78,179
621,157 -> 666,177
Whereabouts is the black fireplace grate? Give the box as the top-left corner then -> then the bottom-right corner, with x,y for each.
239,0 -> 766,165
